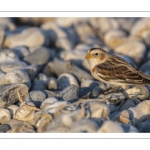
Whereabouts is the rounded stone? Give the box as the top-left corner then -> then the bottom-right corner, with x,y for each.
58,73 -> 79,89
47,77 -> 58,90
0,69 -> 31,88
114,41 -> 147,64
0,108 -> 11,124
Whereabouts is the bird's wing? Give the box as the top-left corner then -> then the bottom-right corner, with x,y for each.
95,55 -> 150,84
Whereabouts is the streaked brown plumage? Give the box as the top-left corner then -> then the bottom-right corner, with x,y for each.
85,47 -> 150,88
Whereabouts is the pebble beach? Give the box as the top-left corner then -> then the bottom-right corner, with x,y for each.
0,17 -> 150,133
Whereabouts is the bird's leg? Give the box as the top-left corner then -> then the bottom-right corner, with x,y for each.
103,86 -> 123,95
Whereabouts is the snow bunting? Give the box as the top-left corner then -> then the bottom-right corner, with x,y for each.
85,47 -> 150,90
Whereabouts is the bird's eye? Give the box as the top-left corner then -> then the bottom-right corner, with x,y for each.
95,53 -> 99,56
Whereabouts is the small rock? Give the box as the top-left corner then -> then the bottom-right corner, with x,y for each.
104,29 -> 127,49
31,80 -> 47,91
26,90 -> 47,108
12,46 -> 30,59
0,61 -> 27,73
97,120 -> 124,133
70,119 -> 100,133
40,97 -> 59,110
14,104 -> 35,121
23,47 -> 53,67
125,85 -> 149,100
0,124 -> 11,133
47,77 -> 58,90
45,126 -> 70,133
0,69 -> 31,88
4,27 -> 50,48
89,102 -> 110,119
0,108 -> 11,124
52,58 -> 93,82
114,41 -> 147,64
0,83 -> 28,108
119,100 -> 150,125
140,59 -> 150,76
119,98 -> 141,111
136,121 -> 150,132
7,105 -> 19,118
0,49 -> 20,64
57,84 -> 79,102
7,119 -> 34,133
58,73 -> 79,89
21,65 -> 38,81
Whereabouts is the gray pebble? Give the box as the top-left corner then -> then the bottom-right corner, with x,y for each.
0,69 -> 31,88
21,65 -> 38,81
26,90 -> 47,107
23,47 -> 53,67
52,58 -> 93,82
136,121 -> 150,132
0,61 -> 27,73
31,80 -> 47,91
57,84 -> 79,102
0,124 -> 11,133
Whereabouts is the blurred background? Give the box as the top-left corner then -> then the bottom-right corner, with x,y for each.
0,17 -> 150,77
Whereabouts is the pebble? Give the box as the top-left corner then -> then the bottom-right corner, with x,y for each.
57,84 -> 79,102
140,59 -> 150,76
21,65 -> 38,81
114,41 -> 147,64
26,90 -> 47,108
89,18 -> 119,35
136,121 -> 150,132
7,119 -> 34,133
52,58 -> 93,82
7,105 -> 19,118
0,49 -> 20,64
23,46 -> 53,67
4,27 -> 50,48
125,85 -> 149,100
0,108 -> 11,124
0,61 -> 27,73
104,29 -> 127,49
58,73 -> 79,89
88,102 -> 110,119
0,83 -> 28,108
31,80 -> 47,91
14,104 -> 35,121
0,124 -> 11,133
119,100 -> 150,125
97,120 -> 124,133
32,113 -> 52,133
0,17 -> 150,133
12,46 -> 30,59
70,119 -> 100,133
0,69 -> 31,88
47,77 -> 58,90
119,98 -> 141,111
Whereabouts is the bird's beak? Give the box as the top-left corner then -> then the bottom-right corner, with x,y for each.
85,53 -> 91,59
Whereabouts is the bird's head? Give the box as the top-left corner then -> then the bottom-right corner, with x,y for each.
85,48 -> 108,68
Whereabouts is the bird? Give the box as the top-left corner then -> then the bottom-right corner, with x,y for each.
85,47 -> 150,93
